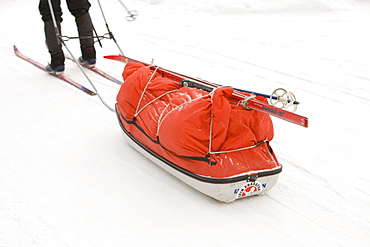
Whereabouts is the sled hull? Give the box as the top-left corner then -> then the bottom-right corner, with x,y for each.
117,109 -> 281,203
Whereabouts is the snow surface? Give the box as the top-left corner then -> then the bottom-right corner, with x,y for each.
1,0 -> 370,246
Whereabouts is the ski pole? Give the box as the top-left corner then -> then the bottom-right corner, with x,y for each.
96,0 -> 125,55
230,87 -> 300,105
116,0 -> 138,21
46,0 -> 115,112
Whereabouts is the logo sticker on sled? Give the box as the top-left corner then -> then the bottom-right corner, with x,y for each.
236,181 -> 263,199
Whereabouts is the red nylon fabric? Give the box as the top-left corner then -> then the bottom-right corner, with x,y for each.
117,62 -> 279,178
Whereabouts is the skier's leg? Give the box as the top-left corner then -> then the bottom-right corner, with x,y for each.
39,0 -> 65,74
75,12 -> 96,66
66,0 -> 96,67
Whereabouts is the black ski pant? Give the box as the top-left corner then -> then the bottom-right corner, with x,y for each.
39,0 -> 91,22
39,0 -> 95,66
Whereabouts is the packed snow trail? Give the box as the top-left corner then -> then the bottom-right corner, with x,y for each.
1,0 -> 369,246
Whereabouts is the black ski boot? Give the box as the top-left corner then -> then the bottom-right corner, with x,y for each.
46,52 -> 65,75
78,46 -> 96,68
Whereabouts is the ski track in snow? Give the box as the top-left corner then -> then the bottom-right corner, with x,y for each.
1,0 -> 370,246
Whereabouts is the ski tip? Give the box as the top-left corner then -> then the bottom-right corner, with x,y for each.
13,45 -> 17,50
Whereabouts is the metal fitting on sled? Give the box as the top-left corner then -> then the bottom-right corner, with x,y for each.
242,95 -> 256,110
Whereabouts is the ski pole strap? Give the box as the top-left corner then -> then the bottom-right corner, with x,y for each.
93,26 -> 103,48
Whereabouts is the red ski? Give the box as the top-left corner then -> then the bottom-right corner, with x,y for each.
104,54 -> 308,127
